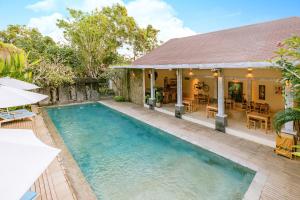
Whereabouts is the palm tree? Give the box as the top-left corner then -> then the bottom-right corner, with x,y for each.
272,36 -> 300,135
273,108 -> 300,133
0,41 -> 31,80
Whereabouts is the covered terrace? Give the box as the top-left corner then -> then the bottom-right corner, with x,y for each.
113,17 -> 300,147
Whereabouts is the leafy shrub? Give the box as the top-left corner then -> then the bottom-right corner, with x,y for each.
99,87 -> 115,96
114,96 -> 125,102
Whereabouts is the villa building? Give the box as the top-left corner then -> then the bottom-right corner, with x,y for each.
113,17 -> 300,147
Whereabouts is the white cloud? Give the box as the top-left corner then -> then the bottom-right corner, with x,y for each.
26,0 -> 56,12
69,0 -> 124,12
75,0 -> 196,41
27,0 -> 195,44
28,13 -> 65,43
126,0 -> 196,41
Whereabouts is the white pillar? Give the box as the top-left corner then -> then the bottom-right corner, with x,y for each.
215,70 -> 227,132
282,82 -> 295,134
175,68 -> 184,118
150,68 -> 155,99
247,79 -> 252,102
149,68 -> 156,109
217,76 -> 225,117
176,68 -> 183,106
142,69 -> 146,105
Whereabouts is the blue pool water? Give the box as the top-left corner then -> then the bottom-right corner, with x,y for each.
47,103 -> 255,200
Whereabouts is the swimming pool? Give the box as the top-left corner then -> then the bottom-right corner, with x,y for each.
47,103 -> 255,200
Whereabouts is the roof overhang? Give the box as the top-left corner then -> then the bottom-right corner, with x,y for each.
112,61 -> 278,69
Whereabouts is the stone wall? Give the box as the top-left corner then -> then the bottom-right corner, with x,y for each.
112,69 -> 143,105
128,69 -> 143,105
38,79 -> 104,105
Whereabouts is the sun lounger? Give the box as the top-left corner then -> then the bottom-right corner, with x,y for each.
20,191 -> 38,200
0,109 -> 36,127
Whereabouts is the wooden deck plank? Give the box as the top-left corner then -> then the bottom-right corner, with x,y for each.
42,171 -> 52,200
2,116 -> 76,200
46,168 -> 58,200
38,174 -> 46,200
34,178 -> 41,198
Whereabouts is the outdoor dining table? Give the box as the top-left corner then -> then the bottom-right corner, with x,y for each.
246,111 -> 271,133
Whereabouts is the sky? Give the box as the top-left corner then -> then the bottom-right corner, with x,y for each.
0,0 -> 299,43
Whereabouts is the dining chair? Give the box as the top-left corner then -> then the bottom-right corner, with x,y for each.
254,103 -> 261,113
248,118 -> 258,129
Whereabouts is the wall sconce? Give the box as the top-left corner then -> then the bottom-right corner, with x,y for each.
189,69 -> 193,76
246,68 -> 253,78
233,78 -> 239,83
212,68 -> 219,77
213,71 -> 218,77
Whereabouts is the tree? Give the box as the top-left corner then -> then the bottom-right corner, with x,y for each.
44,44 -> 83,69
58,5 -> 137,78
0,25 -> 82,70
58,5 -> 159,78
27,60 -> 75,88
273,36 -> 300,134
132,25 -> 159,60
0,25 -> 56,64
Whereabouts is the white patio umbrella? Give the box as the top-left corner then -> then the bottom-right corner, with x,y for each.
0,128 -> 60,200
0,77 -> 39,90
0,85 -> 48,108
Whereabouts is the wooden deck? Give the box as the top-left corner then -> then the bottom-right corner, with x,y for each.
2,111 -> 76,200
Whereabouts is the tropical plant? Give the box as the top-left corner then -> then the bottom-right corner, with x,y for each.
145,94 -> 150,104
273,108 -> 300,133
27,60 -> 75,89
0,41 -> 31,80
273,36 -> 300,134
155,90 -> 163,106
0,25 -> 82,70
0,25 -> 56,64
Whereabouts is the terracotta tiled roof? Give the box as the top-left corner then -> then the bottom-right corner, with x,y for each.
133,17 -> 300,66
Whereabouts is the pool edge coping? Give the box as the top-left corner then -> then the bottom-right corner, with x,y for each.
41,107 -> 98,200
98,100 -> 266,200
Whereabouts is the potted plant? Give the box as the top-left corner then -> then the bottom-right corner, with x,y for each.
155,90 -> 163,107
145,94 -> 150,105
272,36 -> 300,159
